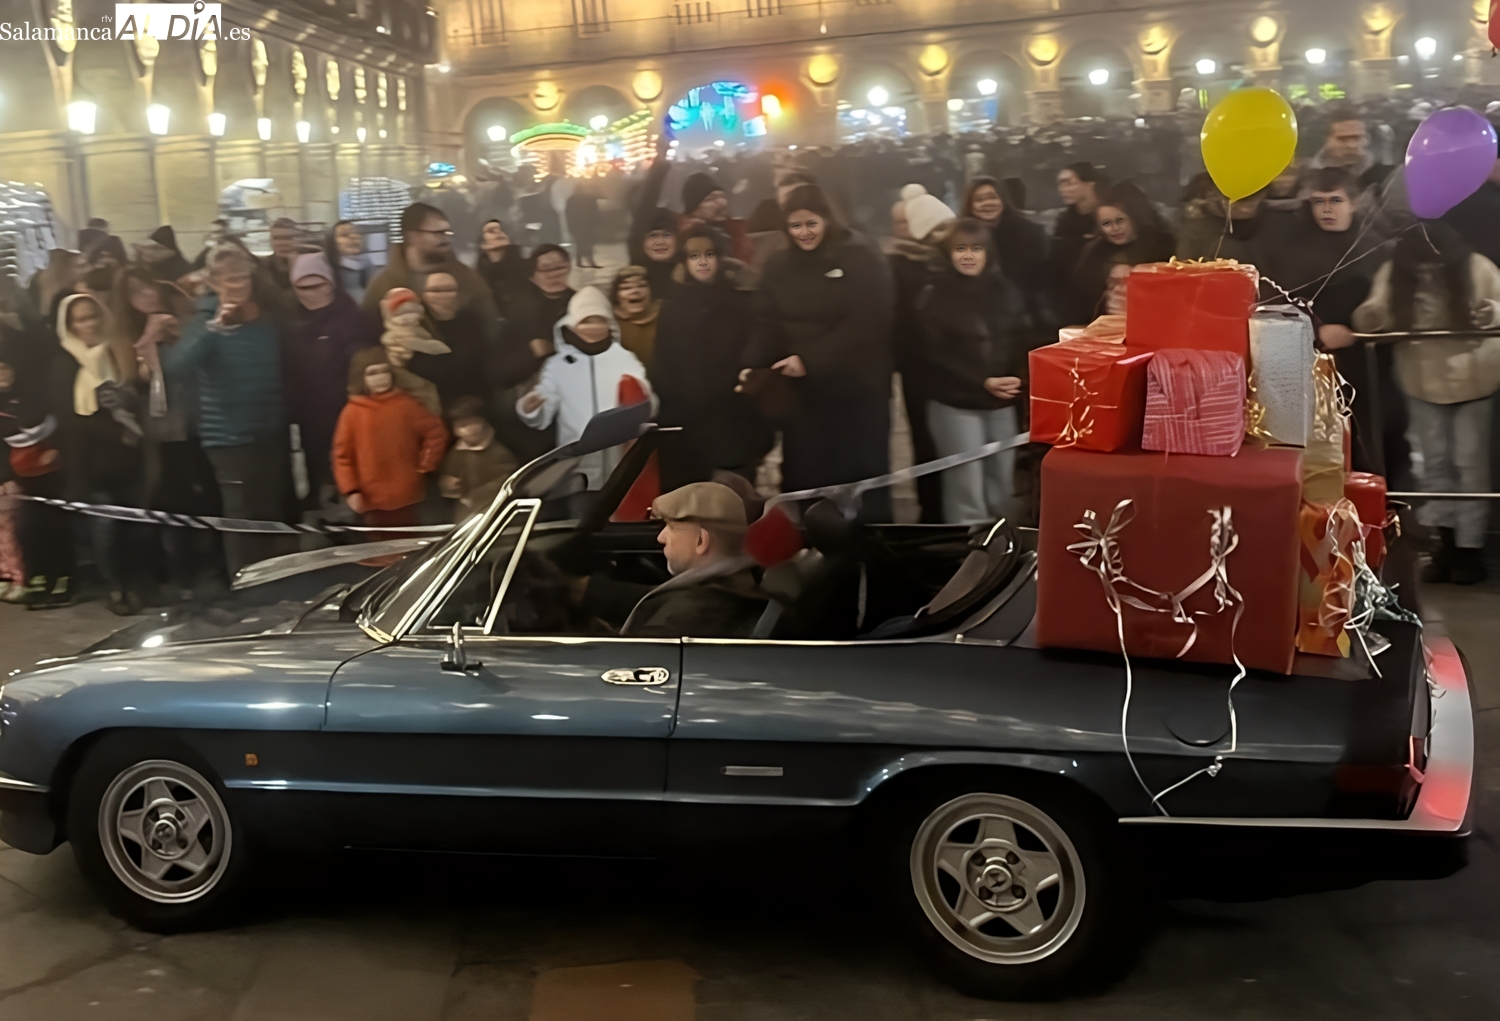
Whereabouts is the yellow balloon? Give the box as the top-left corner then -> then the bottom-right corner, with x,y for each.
1200,88 -> 1298,201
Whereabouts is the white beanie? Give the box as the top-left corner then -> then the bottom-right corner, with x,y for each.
901,184 -> 955,243
562,286 -> 616,331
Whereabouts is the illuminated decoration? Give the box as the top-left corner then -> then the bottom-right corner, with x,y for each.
632,69 -> 663,101
807,53 -> 840,85
762,94 -> 782,118
325,58 -> 340,101
1250,15 -> 1280,45
509,121 -> 588,150
428,162 -> 458,177
589,114 -> 609,131
918,44 -> 949,76
1026,35 -> 1059,66
1140,25 -> 1170,55
668,81 -> 767,140
531,81 -> 561,111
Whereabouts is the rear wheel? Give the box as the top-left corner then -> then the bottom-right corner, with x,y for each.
889,780 -> 1119,999
67,734 -> 250,931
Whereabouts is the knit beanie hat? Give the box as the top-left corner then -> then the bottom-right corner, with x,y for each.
682,172 -> 725,216
901,184 -> 956,243
561,285 -> 617,333
290,251 -> 334,285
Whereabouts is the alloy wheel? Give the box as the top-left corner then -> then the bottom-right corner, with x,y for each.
97,760 -> 233,904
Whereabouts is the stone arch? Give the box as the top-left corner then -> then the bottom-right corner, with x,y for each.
948,48 -> 1028,127
460,95 -> 535,176
72,37 -> 144,135
560,84 -> 639,128
1056,38 -> 1135,119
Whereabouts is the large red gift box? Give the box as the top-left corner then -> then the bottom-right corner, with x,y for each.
1141,349 -> 1247,456
1028,340 -> 1154,451
1126,260 -> 1259,355
1344,472 -> 1388,569
1038,445 -> 1303,675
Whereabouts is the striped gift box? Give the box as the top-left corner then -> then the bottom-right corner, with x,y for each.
1141,349 -> 1246,456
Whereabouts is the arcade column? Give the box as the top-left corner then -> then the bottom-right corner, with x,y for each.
301,143 -> 339,227
77,134 -> 160,241
0,130 -> 83,235
214,140 -> 266,195
152,136 -> 218,256
263,143 -> 305,222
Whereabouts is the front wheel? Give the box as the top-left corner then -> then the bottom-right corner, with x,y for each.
67,734 -> 250,931
890,783 -> 1119,999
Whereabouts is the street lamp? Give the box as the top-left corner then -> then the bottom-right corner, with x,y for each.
296,120 -> 311,143
1195,58 -> 1217,76
1415,37 -> 1437,61
146,103 -> 170,135
976,78 -> 997,96
1087,69 -> 1109,86
67,101 -> 97,135
486,124 -> 506,142
356,126 -> 367,143
1305,48 -> 1327,66
589,114 -> 609,131
208,112 -> 226,136
867,85 -> 889,107
257,117 -> 272,141
947,98 -> 964,112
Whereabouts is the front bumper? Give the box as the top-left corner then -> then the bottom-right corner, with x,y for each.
1119,635 -> 1475,833
0,773 -> 59,854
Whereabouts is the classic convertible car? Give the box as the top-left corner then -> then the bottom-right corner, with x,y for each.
0,405 -> 1475,998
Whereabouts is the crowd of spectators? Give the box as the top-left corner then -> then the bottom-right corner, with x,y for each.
3,95 -> 1500,614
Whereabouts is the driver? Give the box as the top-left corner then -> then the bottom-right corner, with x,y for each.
620,482 -> 770,638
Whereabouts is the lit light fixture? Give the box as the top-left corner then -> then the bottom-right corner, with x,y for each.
208,111 -> 226,136
436,61 -> 451,74
761,94 -> 782,118
356,126 -> 367,143
1305,48 -> 1327,66
146,103 -> 170,135
1454,53 -> 1465,62
589,114 -> 609,131
1415,37 -> 1437,61
296,120 -> 311,143
378,129 -> 387,139
1196,58 -> 1217,75
881,106 -> 904,118
67,101 -> 97,135
257,117 -> 272,141
788,144 -> 798,150
486,124 -> 506,142
976,78 -> 997,97
714,139 -> 725,147
867,85 -> 889,107
331,125 -> 339,135
947,98 -> 964,112
1088,68 -> 1109,86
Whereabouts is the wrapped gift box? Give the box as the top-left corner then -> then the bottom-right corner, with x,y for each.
1029,340 -> 1155,451
1038,444 -> 1303,675
1296,500 -> 1362,658
1126,259 -> 1259,355
1141,349 -> 1246,456
1058,315 -> 1126,345
1248,307 -> 1316,447
1344,472 -> 1388,569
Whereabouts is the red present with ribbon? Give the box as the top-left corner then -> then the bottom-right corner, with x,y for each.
1028,340 -> 1154,451
1344,472 -> 1388,570
1037,444 -> 1303,674
1126,259 -> 1259,356
1141,349 -> 1247,457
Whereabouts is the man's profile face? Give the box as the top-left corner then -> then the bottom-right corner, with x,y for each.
410,215 -> 454,266
657,519 -> 707,576
270,228 -> 299,261
1326,119 -> 1369,166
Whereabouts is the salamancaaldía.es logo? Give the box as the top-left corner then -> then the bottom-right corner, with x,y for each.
0,2 -> 249,42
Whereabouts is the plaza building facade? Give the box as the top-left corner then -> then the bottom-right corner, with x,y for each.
0,0 -> 434,251
430,0 -> 1500,177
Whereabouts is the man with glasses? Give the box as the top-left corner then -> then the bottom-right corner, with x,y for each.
362,203 -> 498,324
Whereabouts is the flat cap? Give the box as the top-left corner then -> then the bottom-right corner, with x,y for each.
651,482 -> 747,527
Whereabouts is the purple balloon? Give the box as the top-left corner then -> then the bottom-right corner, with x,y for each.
1405,106 -> 1499,219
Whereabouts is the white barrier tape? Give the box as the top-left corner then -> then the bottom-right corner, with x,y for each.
12,495 -> 455,535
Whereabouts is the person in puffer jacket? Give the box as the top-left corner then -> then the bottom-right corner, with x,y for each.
517,286 -> 654,489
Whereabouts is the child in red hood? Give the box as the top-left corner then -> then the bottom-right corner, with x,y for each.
332,353 -> 449,526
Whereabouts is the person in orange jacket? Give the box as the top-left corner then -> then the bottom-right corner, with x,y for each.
332,352 -> 449,527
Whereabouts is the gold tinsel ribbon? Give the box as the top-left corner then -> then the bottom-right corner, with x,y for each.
1033,359 -> 1120,448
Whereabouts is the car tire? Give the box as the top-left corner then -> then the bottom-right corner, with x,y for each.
66,733 -> 251,932
885,776 -> 1121,1000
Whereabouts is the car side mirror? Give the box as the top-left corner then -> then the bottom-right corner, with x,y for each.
440,621 -> 483,674
569,400 -> 653,456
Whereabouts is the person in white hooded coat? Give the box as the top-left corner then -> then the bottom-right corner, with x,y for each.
517,286 -> 654,488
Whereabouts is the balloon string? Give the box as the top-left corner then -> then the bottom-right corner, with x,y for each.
1308,165 -> 1405,305
1214,198 -> 1231,261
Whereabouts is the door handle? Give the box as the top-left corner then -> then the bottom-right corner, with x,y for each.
601,667 -> 671,686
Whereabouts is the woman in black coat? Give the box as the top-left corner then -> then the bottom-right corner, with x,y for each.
743,185 -> 895,515
1067,181 -> 1176,325
473,219 -> 530,316
651,227 -> 771,491
963,176 -> 1055,328
918,219 -> 1029,525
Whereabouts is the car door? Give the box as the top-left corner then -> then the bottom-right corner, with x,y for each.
323,501 -> 679,855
